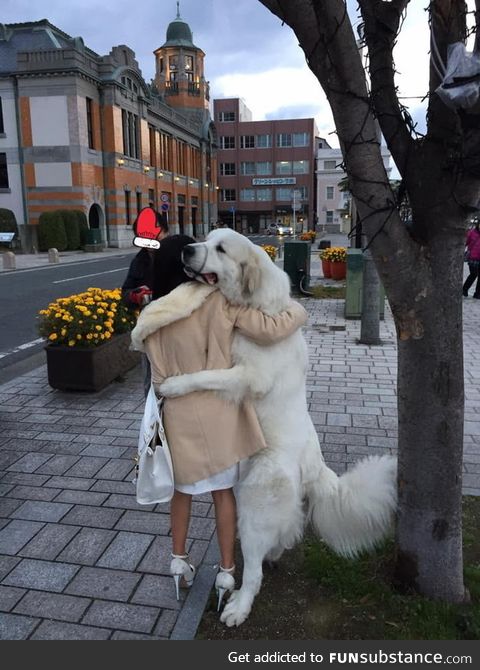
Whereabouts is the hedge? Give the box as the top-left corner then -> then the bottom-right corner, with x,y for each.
0,209 -> 18,235
58,210 -> 81,251
38,212 -> 68,252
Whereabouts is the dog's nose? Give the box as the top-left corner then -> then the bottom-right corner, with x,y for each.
182,245 -> 195,259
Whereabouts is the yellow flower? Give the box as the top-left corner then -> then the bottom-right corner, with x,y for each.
48,333 -> 58,341
95,325 -> 102,332
104,331 -> 112,339
97,308 -> 104,314
61,329 -> 67,336
68,340 -> 75,347
86,333 -> 93,340
76,334 -> 82,340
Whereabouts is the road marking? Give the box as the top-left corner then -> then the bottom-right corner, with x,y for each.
0,254 -> 134,277
53,267 -> 129,283
0,337 -> 45,359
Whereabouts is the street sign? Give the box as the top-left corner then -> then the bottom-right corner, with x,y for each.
161,203 -> 169,212
0,233 -> 15,242
160,194 -> 169,203
229,206 -> 235,213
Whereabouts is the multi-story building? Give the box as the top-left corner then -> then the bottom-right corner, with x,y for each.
214,98 -> 318,234
316,137 -> 392,234
0,8 -> 217,250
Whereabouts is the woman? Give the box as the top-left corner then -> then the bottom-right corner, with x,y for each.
463,221 -> 480,298
131,235 -> 307,609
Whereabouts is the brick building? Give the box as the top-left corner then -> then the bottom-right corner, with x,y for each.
0,9 -> 217,250
214,98 -> 318,234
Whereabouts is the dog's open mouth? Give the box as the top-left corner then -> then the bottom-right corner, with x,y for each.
202,273 -> 218,285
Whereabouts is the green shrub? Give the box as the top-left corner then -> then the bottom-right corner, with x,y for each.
74,210 -> 89,246
0,209 -> 19,235
58,210 -> 81,250
38,211 -> 67,252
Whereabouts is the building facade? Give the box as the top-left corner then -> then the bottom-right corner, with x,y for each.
0,10 -> 217,250
214,98 -> 318,234
316,138 -> 392,234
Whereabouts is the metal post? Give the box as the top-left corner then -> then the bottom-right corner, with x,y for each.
232,206 -> 235,230
292,190 -> 297,240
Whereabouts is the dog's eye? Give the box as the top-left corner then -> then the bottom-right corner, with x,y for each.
216,244 -> 226,253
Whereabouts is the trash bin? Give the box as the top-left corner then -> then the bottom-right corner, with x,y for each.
283,241 -> 310,293
318,239 -> 331,250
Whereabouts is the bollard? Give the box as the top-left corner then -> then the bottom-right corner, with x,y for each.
2,251 -> 16,270
48,248 -> 60,264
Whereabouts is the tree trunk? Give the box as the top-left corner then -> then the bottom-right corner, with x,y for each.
394,229 -> 467,602
359,248 -> 381,345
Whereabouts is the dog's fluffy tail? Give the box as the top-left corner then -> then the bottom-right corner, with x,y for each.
309,455 -> 397,558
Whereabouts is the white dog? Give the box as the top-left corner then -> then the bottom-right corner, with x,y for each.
159,229 -> 397,627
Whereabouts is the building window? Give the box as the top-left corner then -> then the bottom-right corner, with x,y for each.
0,97 -> 4,134
122,110 -> 139,159
326,186 -> 335,200
256,134 -> 271,148
256,161 -> 272,175
326,210 -> 334,224
277,133 -> 292,148
293,132 -> 309,146
86,98 -> 95,149
240,135 -> 255,149
0,153 -> 8,188
240,188 -> 255,201
121,76 -> 139,94
324,160 -> 337,170
136,192 -> 142,214
149,126 -> 156,167
276,161 -> 292,175
219,111 -> 235,122
220,162 -> 236,176
148,189 -> 155,207
240,161 -> 255,175
184,55 -> 193,72
125,190 -> 131,226
293,160 -> 308,174
276,188 -> 292,201
256,188 -> 272,201
220,136 -> 235,149
221,189 -> 236,202
169,55 -> 178,71
297,186 -> 308,199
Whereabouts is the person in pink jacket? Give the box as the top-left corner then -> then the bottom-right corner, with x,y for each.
131,235 -> 307,610
463,221 -> 480,298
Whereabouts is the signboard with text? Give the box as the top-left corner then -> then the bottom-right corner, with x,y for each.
252,177 -> 297,186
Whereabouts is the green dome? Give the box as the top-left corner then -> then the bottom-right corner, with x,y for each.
165,18 -> 193,46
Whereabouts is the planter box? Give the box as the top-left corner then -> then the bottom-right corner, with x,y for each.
330,260 -> 346,280
45,332 -> 140,392
321,259 -> 332,278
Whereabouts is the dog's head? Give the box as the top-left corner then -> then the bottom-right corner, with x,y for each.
182,229 -> 290,312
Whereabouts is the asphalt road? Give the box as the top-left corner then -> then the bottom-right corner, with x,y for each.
0,252 -> 137,373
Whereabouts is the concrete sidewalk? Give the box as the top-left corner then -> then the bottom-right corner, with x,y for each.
1,260 -> 479,639
1,246 -> 136,273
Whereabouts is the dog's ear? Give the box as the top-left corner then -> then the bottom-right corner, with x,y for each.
241,253 -> 261,297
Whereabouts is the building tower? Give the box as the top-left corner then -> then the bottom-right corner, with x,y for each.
154,2 -> 210,124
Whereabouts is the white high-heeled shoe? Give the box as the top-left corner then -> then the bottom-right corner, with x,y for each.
170,553 -> 196,600
215,565 -> 235,611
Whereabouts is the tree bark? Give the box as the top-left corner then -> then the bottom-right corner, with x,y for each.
258,0 -> 480,603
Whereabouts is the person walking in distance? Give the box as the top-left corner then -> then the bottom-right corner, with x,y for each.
463,220 -> 480,298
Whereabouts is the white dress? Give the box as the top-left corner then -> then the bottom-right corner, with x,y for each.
175,461 -> 240,495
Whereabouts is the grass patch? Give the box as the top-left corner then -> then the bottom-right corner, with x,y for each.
197,496 -> 480,640
311,284 -> 346,299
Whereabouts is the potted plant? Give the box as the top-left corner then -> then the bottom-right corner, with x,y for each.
329,247 -> 347,280
38,287 -> 140,392
299,230 -> 317,243
261,244 -> 278,261
319,247 -> 332,278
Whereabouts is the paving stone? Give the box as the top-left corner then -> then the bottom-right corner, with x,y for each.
0,520 -> 45,555
64,457 -> 108,478
80,444 -> 128,458
65,566 -> 141,601
136,536 -> 173,574
13,590 -> 90,622
54,490 -> 109,506
186,516 -> 216,540
0,452 -> 24,470
131,574 -> 182,609
0,585 -> 26,611
114,510 -> 171,535
61,505 -> 123,529
57,527 -> 116,565
10,500 -> 73,523
90,480 -> 136,495
103,493 -> 154,511
0,612 -> 40,640
96,531 -> 154,570
30,620 -> 111,640
34,432 -> 76,442
154,608 -> 178,638
0,498 -> 24,517
44,476 -> 94,491
18,523 -> 80,560
35,455 -> 82,476
5,453 -> 54,473
0,555 -> 20,580
82,600 -> 159,634
8,486 -> 61,502
39,441 -> 86,456
94,459 -> 134,481
111,630 -> 162,640
2,558 -> 79,592
0,472 -> 50,487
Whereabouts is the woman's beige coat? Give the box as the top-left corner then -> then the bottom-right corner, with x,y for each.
131,282 -> 307,485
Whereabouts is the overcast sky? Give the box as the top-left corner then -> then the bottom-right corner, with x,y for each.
3,0 -> 476,148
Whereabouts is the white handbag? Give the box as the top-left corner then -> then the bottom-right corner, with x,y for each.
135,384 -> 174,505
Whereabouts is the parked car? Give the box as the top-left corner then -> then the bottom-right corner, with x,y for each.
267,223 -> 293,236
